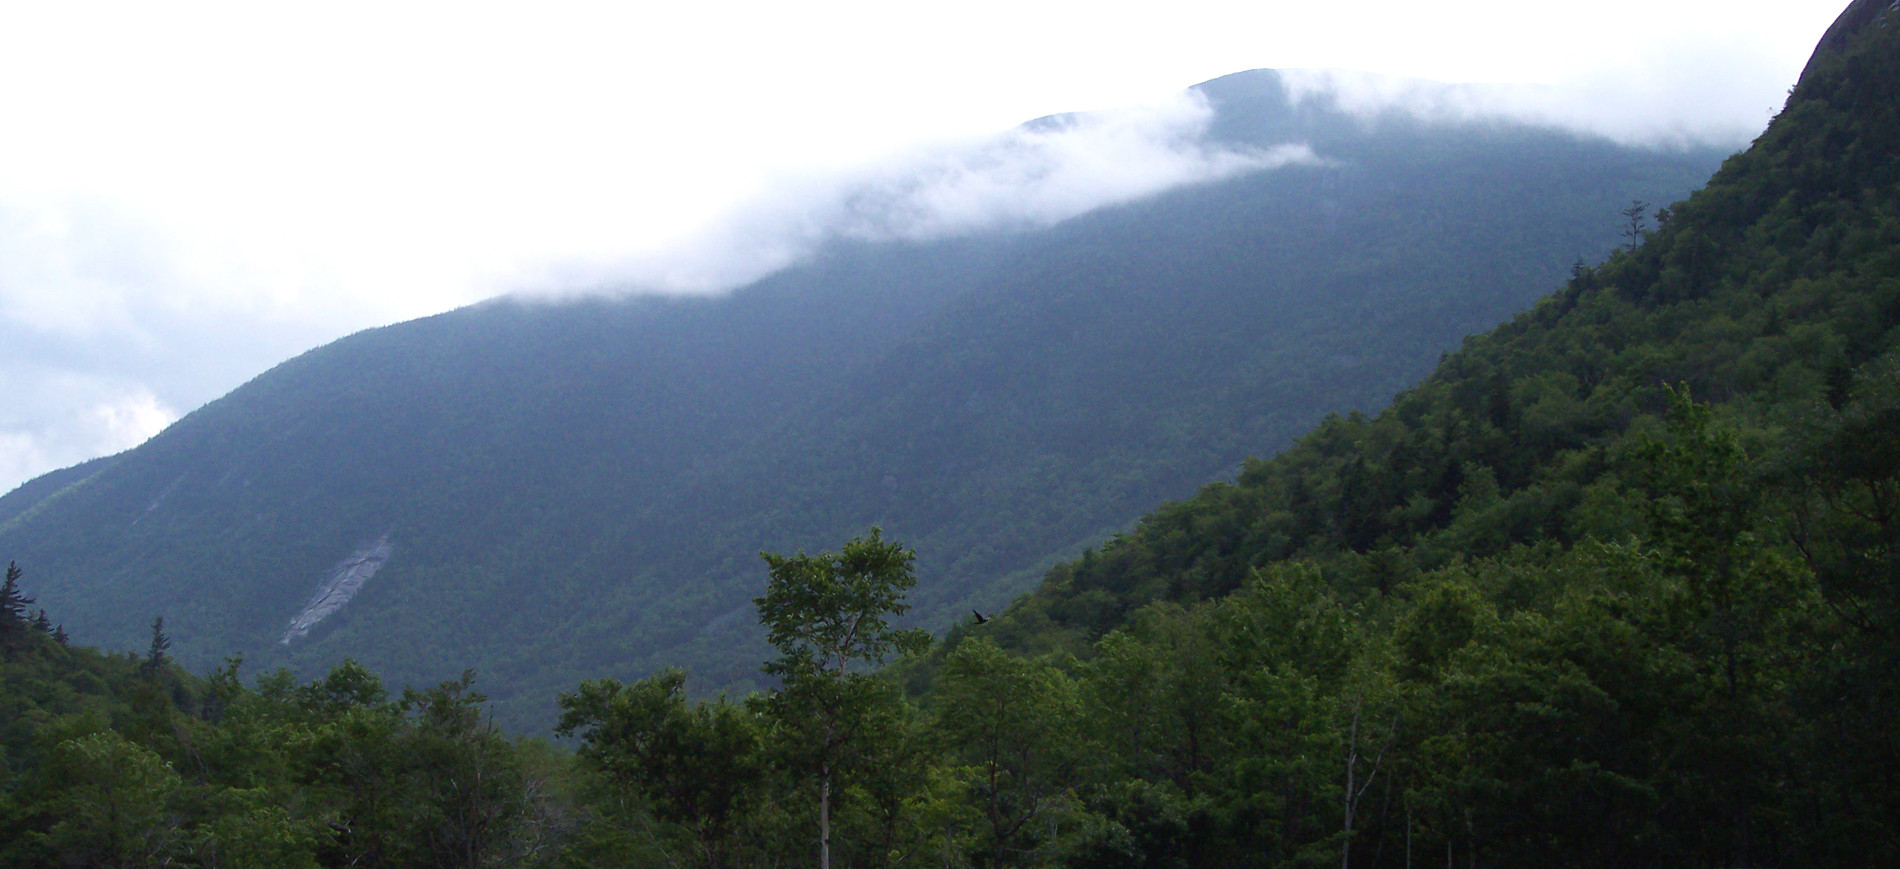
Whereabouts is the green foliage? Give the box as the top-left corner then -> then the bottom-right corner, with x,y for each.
0,72 -> 1724,730
143,616 -> 171,676
0,562 -> 32,654
7,8 -> 1900,867
193,796 -> 322,869
757,528 -> 932,679
34,730 -> 184,868
756,529 -> 931,868
935,638 -> 1085,865
556,670 -> 764,867
915,7 -> 1900,864
0,633 -> 580,868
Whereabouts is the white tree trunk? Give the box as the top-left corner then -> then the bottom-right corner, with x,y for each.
821,764 -> 832,869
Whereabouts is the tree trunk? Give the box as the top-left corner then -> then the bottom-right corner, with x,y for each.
820,763 -> 832,869
1343,705 -> 1359,869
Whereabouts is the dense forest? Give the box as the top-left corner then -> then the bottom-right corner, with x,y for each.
5,1 -> 1899,866
0,60 -> 1722,731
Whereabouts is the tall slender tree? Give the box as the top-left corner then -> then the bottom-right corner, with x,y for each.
1,561 -> 31,620
1620,199 -> 1650,250
754,528 -> 929,869
0,561 -> 34,650
144,616 -> 171,675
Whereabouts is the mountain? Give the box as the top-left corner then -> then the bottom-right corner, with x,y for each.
979,0 -> 1900,651
931,1 -> 1900,863
0,70 -> 1725,729
4,6 -> 1896,864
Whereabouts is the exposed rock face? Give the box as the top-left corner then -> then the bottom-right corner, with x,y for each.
281,536 -> 392,645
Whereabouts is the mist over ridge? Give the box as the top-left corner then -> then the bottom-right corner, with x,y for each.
504,87 -> 1318,300
0,62 -> 1734,729
0,53 -> 1798,495
8,5 -> 1899,860
0,0 -> 1842,496
508,66 -> 1765,305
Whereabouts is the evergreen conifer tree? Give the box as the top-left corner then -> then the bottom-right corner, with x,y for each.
0,561 -> 34,650
1,561 -> 32,622
144,616 -> 171,675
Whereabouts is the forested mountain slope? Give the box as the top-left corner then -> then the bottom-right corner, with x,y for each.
0,69 -> 1721,729
3,4 -> 1896,864
936,1 -> 1900,863
984,0 -> 1900,649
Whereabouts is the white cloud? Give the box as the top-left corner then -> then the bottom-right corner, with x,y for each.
0,433 -> 50,498
832,95 -> 1317,240
1280,28 -> 1799,149
0,198 -> 173,340
518,90 -> 1317,297
0,372 -> 177,495
91,391 -> 176,452
0,196 -> 336,495
0,0 -> 1849,493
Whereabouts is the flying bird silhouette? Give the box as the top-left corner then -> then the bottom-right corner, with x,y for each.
972,609 -> 990,625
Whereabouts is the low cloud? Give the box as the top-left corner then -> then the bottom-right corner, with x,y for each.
515,89 -> 1318,298
515,43 -> 1787,304
829,96 -> 1316,240
7,85 -> 1319,492
0,31 -> 1795,495
1279,35 -> 1793,150
0,198 -> 338,494
0,371 -> 177,494
0,2 -> 1832,498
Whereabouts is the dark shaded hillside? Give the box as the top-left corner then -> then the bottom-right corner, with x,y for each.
0,457 -> 111,529
930,2 -> 1900,863
984,0 -> 1900,647
0,71 -> 1723,729
7,5 -> 1898,862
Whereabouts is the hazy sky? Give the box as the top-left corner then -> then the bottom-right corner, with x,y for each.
0,1 -> 1851,493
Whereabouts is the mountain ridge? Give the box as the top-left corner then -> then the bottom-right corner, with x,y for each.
0,68 -> 1727,729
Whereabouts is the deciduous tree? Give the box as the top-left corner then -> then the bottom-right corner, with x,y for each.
754,528 -> 929,869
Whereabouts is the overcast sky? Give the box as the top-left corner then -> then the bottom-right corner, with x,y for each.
0,1 -> 1851,493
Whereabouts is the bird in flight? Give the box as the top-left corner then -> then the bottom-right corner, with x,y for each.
972,610 -> 990,625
